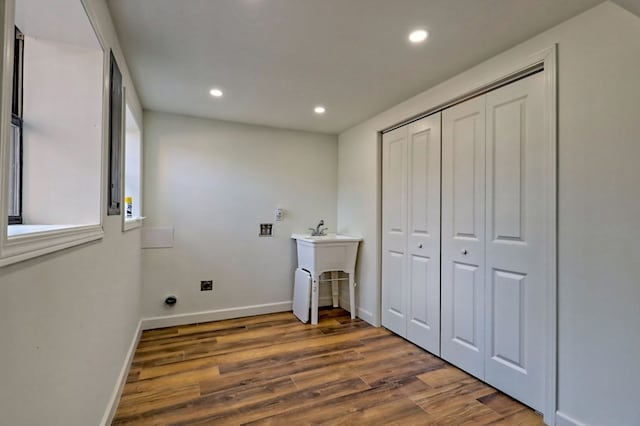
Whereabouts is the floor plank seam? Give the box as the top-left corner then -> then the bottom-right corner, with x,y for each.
113,308 -> 543,426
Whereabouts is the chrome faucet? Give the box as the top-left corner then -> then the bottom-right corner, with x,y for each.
308,219 -> 328,236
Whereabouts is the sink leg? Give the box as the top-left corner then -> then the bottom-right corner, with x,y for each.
331,271 -> 339,308
349,274 -> 356,320
311,274 -> 320,325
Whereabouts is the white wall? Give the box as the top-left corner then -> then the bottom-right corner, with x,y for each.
337,2 -> 640,425
22,36 -> 103,225
0,0 -> 144,425
0,219 -> 141,425
142,111 -> 338,321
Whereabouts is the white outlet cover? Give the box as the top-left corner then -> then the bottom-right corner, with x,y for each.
275,208 -> 284,221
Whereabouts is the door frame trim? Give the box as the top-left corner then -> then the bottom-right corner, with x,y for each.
378,45 -> 557,424
538,45 -> 558,426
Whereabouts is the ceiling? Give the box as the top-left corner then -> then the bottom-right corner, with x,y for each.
108,0 -> 606,135
613,0 -> 640,17
16,0 -> 100,49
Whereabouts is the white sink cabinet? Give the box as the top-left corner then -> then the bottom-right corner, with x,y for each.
291,234 -> 361,324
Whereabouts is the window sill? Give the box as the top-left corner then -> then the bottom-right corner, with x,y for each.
1,223 -> 104,267
8,224 -> 78,237
123,216 -> 145,232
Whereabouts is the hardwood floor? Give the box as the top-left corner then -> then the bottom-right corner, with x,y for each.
113,308 -> 543,425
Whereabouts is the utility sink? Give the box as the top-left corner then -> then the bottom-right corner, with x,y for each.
291,233 -> 361,243
291,234 -> 361,273
291,233 -> 362,324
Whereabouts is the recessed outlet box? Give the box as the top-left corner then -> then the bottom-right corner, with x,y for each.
201,280 -> 213,291
259,223 -> 273,237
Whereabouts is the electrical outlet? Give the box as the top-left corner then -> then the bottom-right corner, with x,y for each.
201,280 -> 213,291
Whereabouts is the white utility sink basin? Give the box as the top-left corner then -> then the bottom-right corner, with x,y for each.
291,234 -> 361,273
291,233 -> 362,324
291,233 -> 361,243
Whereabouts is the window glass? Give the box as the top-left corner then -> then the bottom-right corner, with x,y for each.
124,102 -> 142,225
8,27 -> 23,224
1,0 -> 106,266
11,0 -> 103,227
108,51 -> 123,216
8,122 -> 21,221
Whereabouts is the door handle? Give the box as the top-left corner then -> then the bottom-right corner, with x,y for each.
461,249 -> 468,255
418,244 -> 423,249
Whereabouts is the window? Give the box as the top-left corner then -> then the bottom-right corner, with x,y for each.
108,51 -> 123,216
123,98 -> 143,231
8,27 -> 23,225
1,0 -> 106,266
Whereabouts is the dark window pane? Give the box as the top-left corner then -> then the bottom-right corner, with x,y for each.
12,28 -> 23,118
108,50 -> 122,216
8,123 -> 21,219
9,27 -> 23,224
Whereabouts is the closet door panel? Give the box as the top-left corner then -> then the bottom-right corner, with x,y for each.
441,96 -> 486,379
452,262 -> 481,346
406,113 -> 441,355
485,72 -> 545,411
381,126 -> 409,336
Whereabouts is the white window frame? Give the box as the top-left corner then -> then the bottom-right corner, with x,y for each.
0,0 -> 107,267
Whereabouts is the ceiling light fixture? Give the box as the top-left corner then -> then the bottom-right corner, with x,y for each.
209,88 -> 223,97
409,29 -> 428,43
314,106 -> 326,114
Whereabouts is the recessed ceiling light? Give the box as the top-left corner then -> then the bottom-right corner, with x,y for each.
409,29 -> 428,43
314,106 -> 326,114
209,88 -> 223,97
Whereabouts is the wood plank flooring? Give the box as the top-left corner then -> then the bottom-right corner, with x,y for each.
113,308 -> 543,425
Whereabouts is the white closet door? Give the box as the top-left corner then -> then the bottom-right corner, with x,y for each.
484,72 -> 545,411
381,126 -> 408,337
441,96 -> 486,379
406,113 -> 441,355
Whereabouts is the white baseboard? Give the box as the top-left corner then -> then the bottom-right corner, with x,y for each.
556,411 -> 587,426
141,301 -> 293,330
100,319 -> 142,426
357,307 -> 375,326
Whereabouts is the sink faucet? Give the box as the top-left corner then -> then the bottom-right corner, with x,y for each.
308,219 -> 328,236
